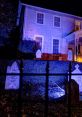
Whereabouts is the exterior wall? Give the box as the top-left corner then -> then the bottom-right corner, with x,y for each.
22,4 -> 82,55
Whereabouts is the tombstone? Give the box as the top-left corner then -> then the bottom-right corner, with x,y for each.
66,79 -> 79,104
36,49 -> 42,58
71,64 -> 82,92
67,49 -> 73,61
70,79 -> 79,104
5,61 -> 20,89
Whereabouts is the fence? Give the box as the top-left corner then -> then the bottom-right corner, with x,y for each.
0,59 -> 82,117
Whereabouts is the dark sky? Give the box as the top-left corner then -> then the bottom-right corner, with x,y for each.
21,0 -> 82,17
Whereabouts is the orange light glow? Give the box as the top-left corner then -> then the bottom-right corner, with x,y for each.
76,56 -> 82,62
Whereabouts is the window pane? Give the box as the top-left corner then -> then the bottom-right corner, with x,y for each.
54,17 -> 60,22
54,17 -> 60,27
37,13 -> 44,24
35,37 -> 42,50
54,21 -> 60,27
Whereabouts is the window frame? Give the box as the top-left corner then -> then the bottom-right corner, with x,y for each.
36,12 -> 44,24
34,35 -> 44,52
53,16 -> 61,28
52,39 -> 59,54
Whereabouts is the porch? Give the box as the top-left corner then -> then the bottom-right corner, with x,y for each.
65,30 -> 82,62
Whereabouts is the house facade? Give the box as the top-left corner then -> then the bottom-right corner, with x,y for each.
18,2 -> 82,61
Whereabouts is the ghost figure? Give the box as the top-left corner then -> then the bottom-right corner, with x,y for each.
36,49 -> 42,58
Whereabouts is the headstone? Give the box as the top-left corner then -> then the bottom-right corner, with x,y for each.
36,49 -> 42,58
67,50 -> 73,61
70,79 -> 79,104
71,64 -> 82,92
5,61 -> 20,89
66,79 -> 79,104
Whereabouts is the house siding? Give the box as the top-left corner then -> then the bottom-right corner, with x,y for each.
22,4 -> 82,55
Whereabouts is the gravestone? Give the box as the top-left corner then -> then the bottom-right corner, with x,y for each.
5,61 -> 20,89
71,64 -> 82,92
36,49 -> 42,58
66,79 -> 79,104
70,79 -> 79,104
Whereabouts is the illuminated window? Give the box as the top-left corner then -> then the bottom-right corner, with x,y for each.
77,37 -> 82,55
37,13 -> 44,24
54,16 -> 60,27
75,21 -> 81,31
53,39 -> 59,54
35,36 -> 42,50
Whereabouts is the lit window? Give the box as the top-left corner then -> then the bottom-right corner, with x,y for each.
37,13 -> 44,24
54,17 -> 60,27
35,37 -> 42,50
53,39 -> 59,54
75,21 -> 81,31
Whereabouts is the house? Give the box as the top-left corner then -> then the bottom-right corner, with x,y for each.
17,1 -> 82,62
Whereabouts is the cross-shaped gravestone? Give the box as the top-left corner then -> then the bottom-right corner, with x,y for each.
75,64 -> 79,69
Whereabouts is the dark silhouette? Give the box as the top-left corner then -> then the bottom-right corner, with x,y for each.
66,79 -> 79,104
0,26 -> 20,59
18,40 -> 39,59
0,26 -> 39,59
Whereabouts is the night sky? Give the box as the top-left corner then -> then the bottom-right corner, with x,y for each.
21,0 -> 82,17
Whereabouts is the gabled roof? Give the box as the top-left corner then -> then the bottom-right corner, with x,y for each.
22,3 -> 82,20
21,0 -> 82,17
65,30 -> 82,43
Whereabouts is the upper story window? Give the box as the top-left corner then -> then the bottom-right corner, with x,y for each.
75,21 -> 81,31
54,16 -> 60,27
37,13 -> 44,24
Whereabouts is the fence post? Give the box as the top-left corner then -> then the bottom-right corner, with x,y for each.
18,59 -> 23,117
68,61 -> 72,117
45,61 -> 49,117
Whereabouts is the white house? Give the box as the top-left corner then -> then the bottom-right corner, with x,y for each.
17,1 -> 82,61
